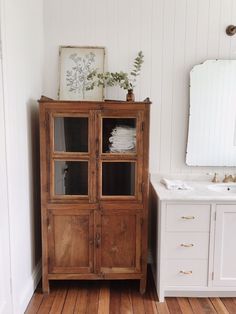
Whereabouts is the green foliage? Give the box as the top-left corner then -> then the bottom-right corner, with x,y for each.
86,51 -> 144,91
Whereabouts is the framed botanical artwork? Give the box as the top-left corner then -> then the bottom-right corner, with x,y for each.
58,46 -> 105,101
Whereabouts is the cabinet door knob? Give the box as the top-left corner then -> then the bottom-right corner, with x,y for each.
179,270 -> 192,275
181,216 -> 195,220
180,243 -> 194,247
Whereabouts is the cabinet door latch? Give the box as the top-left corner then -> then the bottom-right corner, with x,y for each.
95,232 -> 101,248
140,182 -> 145,193
141,122 -> 144,131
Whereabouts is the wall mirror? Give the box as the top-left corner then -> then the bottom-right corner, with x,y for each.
186,60 -> 236,166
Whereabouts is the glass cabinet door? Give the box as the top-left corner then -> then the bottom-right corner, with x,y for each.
50,112 -> 92,200
99,112 -> 143,200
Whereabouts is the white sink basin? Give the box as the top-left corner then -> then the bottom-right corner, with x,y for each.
208,184 -> 236,193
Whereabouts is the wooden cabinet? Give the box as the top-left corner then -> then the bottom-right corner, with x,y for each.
39,96 -> 150,293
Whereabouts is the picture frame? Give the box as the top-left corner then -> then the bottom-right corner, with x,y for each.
58,46 -> 105,101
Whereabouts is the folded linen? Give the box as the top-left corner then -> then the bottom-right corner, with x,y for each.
161,178 -> 193,190
109,125 -> 136,153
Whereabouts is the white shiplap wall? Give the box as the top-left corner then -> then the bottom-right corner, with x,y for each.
43,0 -> 236,175
1,0 -> 44,312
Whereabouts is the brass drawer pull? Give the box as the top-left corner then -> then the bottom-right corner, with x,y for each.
180,243 -> 194,247
181,216 -> 195,220
180,270 -> 192,275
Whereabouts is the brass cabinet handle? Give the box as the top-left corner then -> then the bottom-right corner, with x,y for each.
181,216 -> 195,220
180,270 -> 192,275
180,243 -> 194,247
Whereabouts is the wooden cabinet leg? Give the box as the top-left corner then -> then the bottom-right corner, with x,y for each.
42,276 -> 50,294
139,277 -> 146,294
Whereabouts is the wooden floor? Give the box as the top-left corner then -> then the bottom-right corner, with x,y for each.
26,269 -> 236,314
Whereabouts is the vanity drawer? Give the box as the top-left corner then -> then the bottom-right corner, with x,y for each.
165,259 -> 208,287
166,233 -> 209,259
166,204 -> 211,232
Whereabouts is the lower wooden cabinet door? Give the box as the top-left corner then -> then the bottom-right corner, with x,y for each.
48,209 -> 94,274
97,210 -> 142,275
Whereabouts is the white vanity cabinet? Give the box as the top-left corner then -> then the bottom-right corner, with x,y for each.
150,182 -> 236,302
213,205 -> 236,287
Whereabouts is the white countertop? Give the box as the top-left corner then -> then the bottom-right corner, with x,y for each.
151,175 -> 236,201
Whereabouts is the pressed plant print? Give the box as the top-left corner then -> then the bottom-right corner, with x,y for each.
59,47 -> 105,101
66,52 -> 96,98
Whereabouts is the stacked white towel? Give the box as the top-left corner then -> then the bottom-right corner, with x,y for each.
161,178 -> 193,190
109,125 -> 136,153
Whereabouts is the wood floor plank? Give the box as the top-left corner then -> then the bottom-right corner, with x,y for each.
61,284 -> 78,313
109,281 -> 121,314
120,283 -> 133,314
85,281 -> 100,314
197,298 -> 217,313
210,298 -> 229,314
49,284 -> 68,313
148,274 -> 169,314
177,298 -> 194,314
37,287 -> 58,314
143,279 -> 157,314
74,282 -> 88,314
131,282 -> 146,314
221,298 -> 236,314
156,302 -> 171,314
189,298 -> 206,314
25,289 -> 44,314
166,297 -> 182,314
98,281 -> 110,314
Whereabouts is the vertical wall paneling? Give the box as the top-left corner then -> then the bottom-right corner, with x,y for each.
230,0 -> 236,59
218,0 -> 233,59
169,0 -> 187,173
207,0 -> 221,59
159,0 -> 176,173
43,0 -> 236,174
3,0 -> 44,312
149,0 -> 164,173
0,2 -> 12,312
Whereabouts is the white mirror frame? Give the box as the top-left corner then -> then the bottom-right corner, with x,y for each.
186,60 -> 236,166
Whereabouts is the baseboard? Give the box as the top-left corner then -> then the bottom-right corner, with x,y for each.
18,259 -> 41,314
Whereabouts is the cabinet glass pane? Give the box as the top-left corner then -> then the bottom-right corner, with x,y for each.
102,162 -> 135,196
54,117 -> 88,152
102,118 -> 136,153
54,161 -> 88,195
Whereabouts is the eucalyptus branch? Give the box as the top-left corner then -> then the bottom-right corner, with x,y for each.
86,51 -> 144,91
